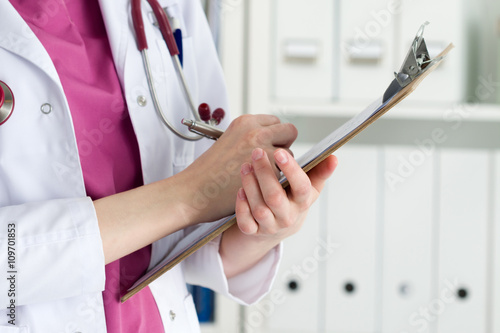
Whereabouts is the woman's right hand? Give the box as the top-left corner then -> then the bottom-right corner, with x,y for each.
179,114 -> 298,224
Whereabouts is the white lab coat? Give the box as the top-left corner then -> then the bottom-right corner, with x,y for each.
0,0 -> 281,332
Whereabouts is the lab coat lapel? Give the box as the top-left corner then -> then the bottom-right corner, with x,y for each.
97,0 -> 131,88
0,2 -> 62,87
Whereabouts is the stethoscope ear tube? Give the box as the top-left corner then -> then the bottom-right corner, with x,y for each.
131,0 -> 148,51
132,0 -> 179,56
146,0 -> 179,56
0,81 -> 14,125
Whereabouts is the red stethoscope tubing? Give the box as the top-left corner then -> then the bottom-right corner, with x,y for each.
130,0 -> 225,140
131,0 -> 179,55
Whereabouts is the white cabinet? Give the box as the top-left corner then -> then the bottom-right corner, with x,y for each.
325,146 -> 380,332
236,143 -> 499,333
235,141 -> 499,333
215,1 -> 499,332
338,0 -> 396,103
437,150 -> 490,333
493,151 -> 500,333
381,147 -> 436,333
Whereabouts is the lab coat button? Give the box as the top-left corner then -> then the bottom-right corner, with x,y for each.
137,95 -> 147,107
169,310 -> 176,321
40,103 -> 52,114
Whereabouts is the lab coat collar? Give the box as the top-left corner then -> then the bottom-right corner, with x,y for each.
0,2 -> 62,87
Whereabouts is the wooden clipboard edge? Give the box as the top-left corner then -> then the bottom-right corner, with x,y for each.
121,217 -> 237,302
122,43 -> 453,303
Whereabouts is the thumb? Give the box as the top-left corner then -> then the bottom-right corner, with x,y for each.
308,155 -> 338,193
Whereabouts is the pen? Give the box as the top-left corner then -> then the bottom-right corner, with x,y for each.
181,119 -> 224,140
171,17 -> 183,67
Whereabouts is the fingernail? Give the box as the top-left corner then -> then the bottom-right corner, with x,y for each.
252,148 -> 264,161
241,163 -> 252,175
274,149 -> 288,164
237,188 -> 247,200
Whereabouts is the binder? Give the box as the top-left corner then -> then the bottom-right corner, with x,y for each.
122,22 -> 453,302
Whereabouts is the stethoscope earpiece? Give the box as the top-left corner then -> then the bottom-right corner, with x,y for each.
0,81 -> 14,125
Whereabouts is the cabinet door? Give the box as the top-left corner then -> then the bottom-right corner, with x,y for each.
338,0 -> 396,103
325,145 -> 380,332
243,144 -> 323,333
272,0 -> 337,102
493,151 -> 500,333
437,150 -> 490,333
380,147 -> 436,333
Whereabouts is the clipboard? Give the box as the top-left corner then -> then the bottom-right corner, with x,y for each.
122,22 -> 453,303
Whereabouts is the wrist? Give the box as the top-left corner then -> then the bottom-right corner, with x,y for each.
175,161 -> 241,224
220,224 -> 281,278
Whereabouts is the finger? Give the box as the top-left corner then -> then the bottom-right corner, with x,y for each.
308,155 -> 338,193
240,160 -> 277,233
250,148 -> 289,221
254,114 -> 281,126
235,188 -> 259,235
274,149 -> 313,205
267,122 -> 298,148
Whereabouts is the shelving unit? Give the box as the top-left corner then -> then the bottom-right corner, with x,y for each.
204,0 -> 500,332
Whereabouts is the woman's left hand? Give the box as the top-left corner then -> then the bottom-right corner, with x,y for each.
220,147 -> 338,278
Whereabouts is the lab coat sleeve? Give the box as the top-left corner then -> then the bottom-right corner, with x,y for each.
183,235 -> 283,305
0,197 -> 106,306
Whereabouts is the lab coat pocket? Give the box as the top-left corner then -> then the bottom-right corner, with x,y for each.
184,293 -> 201,333
172,152 -> 194,175
171,36 -> 198,175
0,326 -> 29,333
180,36 -> 199,104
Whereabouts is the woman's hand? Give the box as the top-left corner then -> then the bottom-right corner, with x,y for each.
220,148 -> 338,278
95,114 -> 300,264
180,114 -> 298,224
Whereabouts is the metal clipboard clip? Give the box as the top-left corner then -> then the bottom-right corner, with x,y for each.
383,22 -> 445,102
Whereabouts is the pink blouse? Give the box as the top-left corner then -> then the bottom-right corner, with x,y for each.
10,0 -> 165,331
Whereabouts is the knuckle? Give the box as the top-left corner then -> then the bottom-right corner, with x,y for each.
230,114 -> 253,131
280,216 -> 295,229
252,129 -> 273,146
294,181 -> 311,198
253,206 -> 271,222
297,198 -> 312,211
235,114 -> 251,125
265,189 -> 285,208
239,221 -> 257,235
286,123 -> 298,139
267,114 -> 281,124
260,221 -> 278,235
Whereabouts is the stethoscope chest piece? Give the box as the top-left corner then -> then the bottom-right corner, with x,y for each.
0,81 -> 14,125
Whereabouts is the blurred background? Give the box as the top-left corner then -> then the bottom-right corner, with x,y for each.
195,0 -> 500,332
